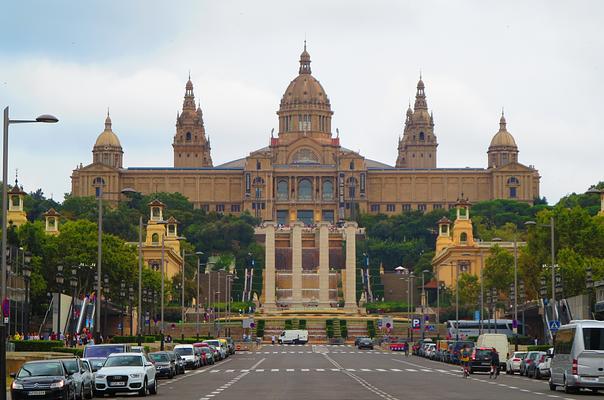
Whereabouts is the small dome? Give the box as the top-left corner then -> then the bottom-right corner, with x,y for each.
281,74 -> 330,108
94,113 -> 122,148
417,78 -> 425,89
489,113 -> 517,148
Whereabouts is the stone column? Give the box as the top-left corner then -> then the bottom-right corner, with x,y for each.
263,222 -> 277,312
344,222 -> 358,312
318,222 -> 330,308
291,221 -> 303,307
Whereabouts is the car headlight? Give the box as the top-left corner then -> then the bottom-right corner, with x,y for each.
12,382 -> 23,390
95,374 -> 105,379
50,380 -> 65,389
130,373 -> 143,378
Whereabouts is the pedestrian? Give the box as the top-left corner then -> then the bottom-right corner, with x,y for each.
534,336 -> 538,345
271,335 -> 275,345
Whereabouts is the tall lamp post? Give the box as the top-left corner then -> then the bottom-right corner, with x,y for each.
128,285 -> 134,336
420,269 -> 430,339
69,270 -> 78,337
55,265 -> 64,336
1,109 -> 57,400
22,255 -> 31,335
525,217 -> 556,318
194,252 -> 203,340
120,280 -> 126,336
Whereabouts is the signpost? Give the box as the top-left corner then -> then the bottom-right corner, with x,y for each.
548,320 -> 561,332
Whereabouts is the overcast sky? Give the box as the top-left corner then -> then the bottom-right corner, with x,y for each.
0,0 -> 602,203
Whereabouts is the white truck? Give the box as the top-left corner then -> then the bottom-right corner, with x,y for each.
278,329 -> 309,344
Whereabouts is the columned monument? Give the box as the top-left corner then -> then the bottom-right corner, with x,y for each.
257,221 -> 363,314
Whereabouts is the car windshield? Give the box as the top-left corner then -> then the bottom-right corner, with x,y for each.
204,341 -> 220,347
18,362 -> 64,378
84,345 -> 125,358
104,355 -> 143,367
514,352 -> 526,358
62,360 -> 79,374
150,353 -> 170,362
202,348 -> 212,354
583,328 -> 604,350
476,349 -> 492,357
174,348 -> 193,356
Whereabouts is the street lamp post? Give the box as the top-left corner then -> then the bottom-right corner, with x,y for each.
22,255 -> 31,335
455,262 -> 460,341
586,267 -> 594,319
69,270 -> 78,337
421,269 -> 430,339
525,217 -> 556,318
195,252 -> 203,340
128,285 -> 134,336
120,280 -> 126,336
55,265 -> 64,337
103,274 -> 110,339
142,289 -> 148,335
1,108 -> 57,400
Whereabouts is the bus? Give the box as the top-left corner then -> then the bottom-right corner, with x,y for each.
446,319 -> 522,339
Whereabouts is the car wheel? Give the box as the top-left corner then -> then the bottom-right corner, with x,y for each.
536,370 -> 541,380
149,378 -> 158,395
548,379 -> 556,391
139,378 -> 148,397
86,384 -> 93,400
564,377 -> 577,394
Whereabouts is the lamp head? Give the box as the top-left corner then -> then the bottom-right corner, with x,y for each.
36,114 -> 59,123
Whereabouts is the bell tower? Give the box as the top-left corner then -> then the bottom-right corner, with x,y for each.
396,77 -> 438,168
173,76 -> 213,168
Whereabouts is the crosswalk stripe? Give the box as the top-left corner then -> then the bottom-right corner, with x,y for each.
301,368 -> 309,372
271,369 -> 279,372
421,369 -> 432,372
210,370 -> 220,373
376,368 -> 387,372
315,368 -> 325,371
255,369 -> 264,372
331,368 -> 340,371
226,369 -> 235,373
286,368 -> 295,372
346,368 -> 356,371
361,368 -> 371,371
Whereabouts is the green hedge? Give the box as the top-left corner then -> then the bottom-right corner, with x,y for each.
10,340 -> 64,352
340,320 -> 348,338
367,320 -> 376,338
298,320 -> 307,330
256,320 -> 265,338
365,300 -> 410,313
326,319 -> 334,339
527,345 -> 552,352
284,319 -> 293,330
173,337 -> 213,344
111,336 -> 156,344
51,347 -> 84,357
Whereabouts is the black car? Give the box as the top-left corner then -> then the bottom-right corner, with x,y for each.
166,351 -> 185,375
149,352 -> 176,378
11,360 -> 77,400
60,358 -> 94,400
469,347 -> 496,373
358,338 -> 374,350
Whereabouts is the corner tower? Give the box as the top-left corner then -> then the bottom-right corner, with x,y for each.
276,43 -> 334,145
396,77 -> 438,168
173,77 -> 213,167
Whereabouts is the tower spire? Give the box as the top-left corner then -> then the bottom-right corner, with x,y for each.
414,74 -> 427,110
299,42 -> 311,74
105,108 -> 112,130
500,107 -> 507,130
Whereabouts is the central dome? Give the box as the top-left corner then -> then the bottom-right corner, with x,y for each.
279,45 -> 331,111
94,114 -> 122,148
489,114 -> 517,148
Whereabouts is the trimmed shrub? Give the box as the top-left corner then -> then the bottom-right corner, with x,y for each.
51,347 -> 83,357
284,319 -> 293,330
256,320 -> 265,338
326,319 -> 334,339
10,340 -> 64,352
340,320 -> 348,338
367,320 -> 376,338
527,345 -> 552,352
298,320 -> 307,330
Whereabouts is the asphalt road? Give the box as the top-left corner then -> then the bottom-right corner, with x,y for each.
127,345 -> 604,399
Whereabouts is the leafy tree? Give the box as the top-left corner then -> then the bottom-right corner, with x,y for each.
483,245 -> 514,293
455,273 -> 480,308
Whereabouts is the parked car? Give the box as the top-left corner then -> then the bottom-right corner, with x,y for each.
11,360 -> 77,400
149,352 -> 176,378
526,352 -> 547,378
534,349 -> 554,379
82,343 -> 132,373
204,339 -> 228,358
81,359 -> 95,381
469,347 -> 496,374
225,337 -> 236,354
550,320 -> 604,394
60,358 -> 94,400
173,344 -> 200,369
520,351 -> 543,376
166,351 -> 186,374
505,351 -> 527,374
201,347 -> 215,364
131,346 -> 148,355
94,353 -> 157,396
358,338 -> 374,350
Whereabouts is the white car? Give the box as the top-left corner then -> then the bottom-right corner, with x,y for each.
94,353 -> 157,397
506,351 -> 527,374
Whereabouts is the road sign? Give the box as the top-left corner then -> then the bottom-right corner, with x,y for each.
242,318 -> 255,329
548,320 -> 561,332
412,318 -> 420,329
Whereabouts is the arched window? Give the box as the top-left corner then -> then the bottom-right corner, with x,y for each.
186,132 -> 192,141
151,233 -> 159,244
419,132 -> 425,141
322,180 -> 334,200
253,177 -> 265,185
11,195 -> 19,207
460,232 -> 468,243
507,176 -> 520,185
298,179 -> 313,201
292,148 -> 319,164
349,160 -> 354,170
277,180 -> 288,200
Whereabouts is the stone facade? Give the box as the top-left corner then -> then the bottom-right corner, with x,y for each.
70,45 -> 540,221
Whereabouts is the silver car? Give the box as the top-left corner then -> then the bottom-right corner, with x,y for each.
550,320 -> 604,394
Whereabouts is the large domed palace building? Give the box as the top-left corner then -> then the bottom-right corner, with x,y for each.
71,44 -> 540,223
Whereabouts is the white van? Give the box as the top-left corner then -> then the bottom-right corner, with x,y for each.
550,320 -> 604,394
278,330 -> 308,344
477,334 -> 509,368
